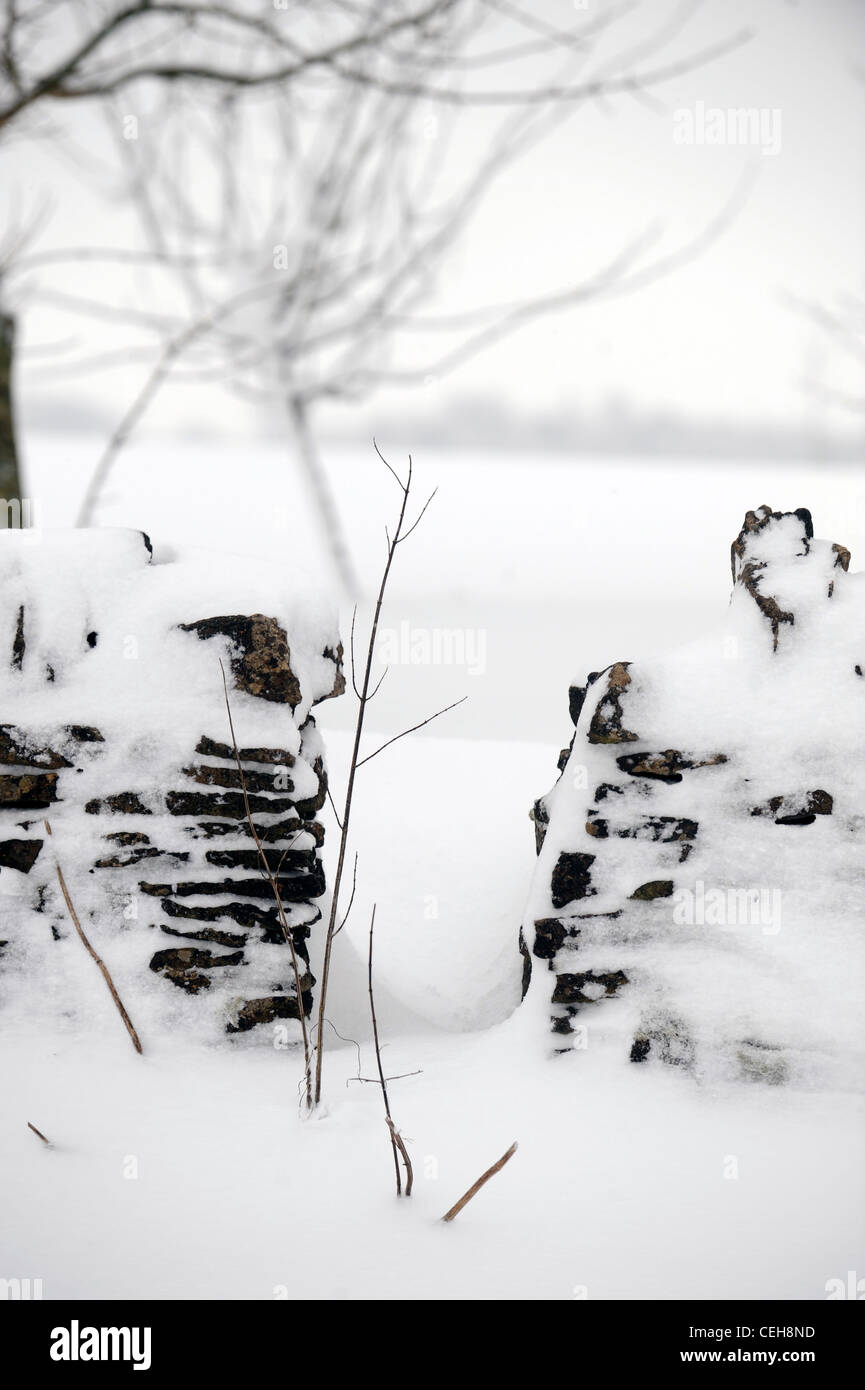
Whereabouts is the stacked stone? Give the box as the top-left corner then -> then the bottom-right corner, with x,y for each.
522,506 -> 859,1077
0,531 -> 343,1038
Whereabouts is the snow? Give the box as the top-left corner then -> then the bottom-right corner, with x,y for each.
0,528 -> 341,1044
0,725 -> 862,1299
1,439 -> 863,1300
522,508 -> 865,1091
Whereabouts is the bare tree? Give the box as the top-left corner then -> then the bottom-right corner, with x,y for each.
0,1 -> 752,579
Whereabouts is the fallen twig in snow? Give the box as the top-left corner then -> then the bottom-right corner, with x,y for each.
27,1121 -> 51,1145
441,1141 -> 518,1223
44,821 -> 143,1055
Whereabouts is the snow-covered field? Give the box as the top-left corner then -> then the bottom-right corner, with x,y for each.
2,732 -> 862,1301
2,437 -> 863,1300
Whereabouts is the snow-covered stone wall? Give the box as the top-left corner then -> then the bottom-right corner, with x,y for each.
0,529 -> 343,1043
522,506 -> 864,1087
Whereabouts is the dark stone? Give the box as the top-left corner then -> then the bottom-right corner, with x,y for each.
159,924 -> 249,949
739,560 -> 795,650
161,897 -> 314,944
294,755 -> 327,820
149,946 -> 244,994
0,838 -> 43,872
67,726 -> 105,744
195,735 -> 295,767
832,542 -> 850,571
550,851 -> 596,909
318,646 -> 346,704
179,614 -> 302,706
86,631 -> 98,649
205,847 -> 316,874
142,868 -> 326,902
518,928 -> 532,998
12,604 -> 24,669
607,816 -> 698,844
616,749 -> 727,783
226,991 -> 313,1033
568,684 -> 587,728
530,797 -> 550,854
105,831 -> 151,846
85,792 -> 151,815
552,970 -> 628,1006
0,726 -> 70,769
182,816 -> 323,846
630,879 -> 675,901
629,1018 -> 694,1068
588,814 -> 697,844
181,763 -> 292,795
94,847 -> 188,869
750,789 -> 833,823
587,662 -> 639,744
594,782 -> 625,802
166,790 -> 297,819
728,507 -> 844,650
731,505 -> 812,581
0,772 -> 58,808
532,917 -> 572,960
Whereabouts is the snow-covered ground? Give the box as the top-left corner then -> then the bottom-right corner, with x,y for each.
2,437 -> 863,1300
2,729 -> 862,1301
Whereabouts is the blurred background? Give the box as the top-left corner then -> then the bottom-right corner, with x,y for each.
1,0 -> 863,744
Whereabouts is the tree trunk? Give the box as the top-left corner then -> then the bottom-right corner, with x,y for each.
287,395 -> 360,597
0,309 -> 23,506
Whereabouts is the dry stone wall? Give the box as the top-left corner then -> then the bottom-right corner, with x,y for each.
0,528 -> 343,1042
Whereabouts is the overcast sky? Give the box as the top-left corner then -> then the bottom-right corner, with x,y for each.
5,0 -> 864,454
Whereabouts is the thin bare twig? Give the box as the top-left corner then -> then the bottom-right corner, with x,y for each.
325,783 -> 344,831
27,1121 -> 51,1145
387,1116 -> 414,1197
313,448 -> 422,1103
44,820 -> 143,1055
441,1141 -> 518,1223
347,1070 -> 422,1085
333,852 -> 359,937
368,905 -> 402,1195
356,696 -> 466,768
220,665 -> 313,1110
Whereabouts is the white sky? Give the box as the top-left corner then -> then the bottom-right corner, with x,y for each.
4,0 -> 864,448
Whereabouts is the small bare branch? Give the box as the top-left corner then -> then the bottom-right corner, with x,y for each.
356,696 -> 466,768
441,1141 -> 518,1223
44,820 -> 143,1055
368,905 -> 402,1196
220,664 -> 313,1110
334,852 -> 359,937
